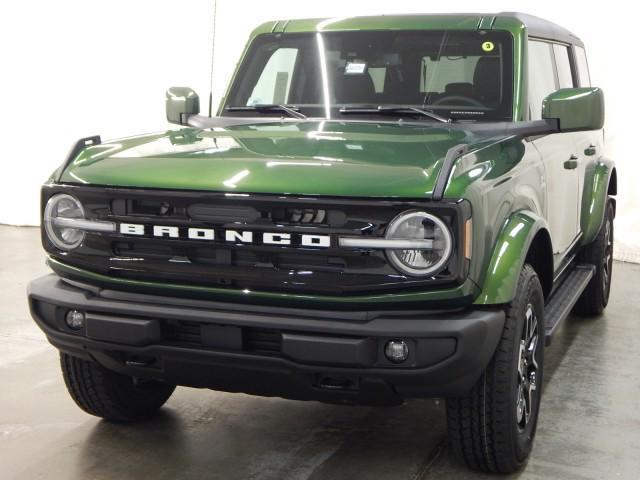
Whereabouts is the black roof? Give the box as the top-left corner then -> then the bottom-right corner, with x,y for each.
496,12 -> 584,46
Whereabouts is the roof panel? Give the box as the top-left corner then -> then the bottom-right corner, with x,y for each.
250,12 -> 583,46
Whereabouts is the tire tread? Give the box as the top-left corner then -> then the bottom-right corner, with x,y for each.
60,353 -> 174,422
573,199 -> 614,316
447,264 -> 543,473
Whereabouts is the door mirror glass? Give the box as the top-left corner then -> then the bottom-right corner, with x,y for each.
166,87 -> 200,125
542,87 -> 604,132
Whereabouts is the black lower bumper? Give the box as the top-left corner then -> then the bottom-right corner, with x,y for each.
28,274 -> 504,405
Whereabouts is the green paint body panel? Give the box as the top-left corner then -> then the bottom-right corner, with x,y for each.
474,212 -> 547,304
581,158 -> 616,245
61,122 -> 496,198
49,13 -> 615,308
542,88 -> 605,132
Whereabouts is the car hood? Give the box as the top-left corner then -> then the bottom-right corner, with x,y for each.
60,120 -> 502,198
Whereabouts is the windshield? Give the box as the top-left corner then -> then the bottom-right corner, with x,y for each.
224,30 -> 514,122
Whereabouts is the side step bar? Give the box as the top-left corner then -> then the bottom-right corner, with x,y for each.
544,264 -> 595,346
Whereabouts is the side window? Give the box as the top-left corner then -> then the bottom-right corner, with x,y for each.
248,48 -> 299,106
574,46 -> 591,87
553,44 -> 574,88
528,41 -> 557,120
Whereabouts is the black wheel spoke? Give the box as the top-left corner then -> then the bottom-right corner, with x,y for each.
602,217 -> 613,298
518,304 -> 539,430
447,264 -> 544,472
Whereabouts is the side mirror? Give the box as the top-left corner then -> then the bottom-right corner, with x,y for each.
542,87 -> 604,132
166,87 -> 200,125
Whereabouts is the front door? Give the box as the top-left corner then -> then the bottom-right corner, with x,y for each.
533,135 -> 580,255
528,40 -> 580,259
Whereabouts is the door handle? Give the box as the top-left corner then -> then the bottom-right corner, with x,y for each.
564,155 -> 579,170
584,145 -> 597,156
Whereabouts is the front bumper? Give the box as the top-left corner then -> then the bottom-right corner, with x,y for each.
28,274 -> 504,405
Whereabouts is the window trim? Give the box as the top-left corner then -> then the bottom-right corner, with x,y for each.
527,38 -> 559,121
572,45 -> 592,87
550,42 -> 577,89
527,37 -> 581,121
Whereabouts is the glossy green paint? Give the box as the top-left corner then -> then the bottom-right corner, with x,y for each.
271,15 -> 484,33
492,16 -> 528,121
580,158 -> 616,245
60,122 -> 498,198
443,135 -> 551,304
542,88 -> 605,132
166,87 -> 200,124
49,14 -> 615,307
47,257 -> 479,309
474,212 -> 547,304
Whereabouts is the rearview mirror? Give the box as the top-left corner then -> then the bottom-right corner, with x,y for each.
542,87 -> 604,132
166,87 -> 200,125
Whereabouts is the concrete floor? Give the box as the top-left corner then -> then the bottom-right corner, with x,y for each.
1,225 -> 639,480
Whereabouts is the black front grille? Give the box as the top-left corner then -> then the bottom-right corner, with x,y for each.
164,320 -> 202,345
274,208 -> 327,224
43,185 -> 469,296
162,319 -> 282,354
244,328 -> 283,353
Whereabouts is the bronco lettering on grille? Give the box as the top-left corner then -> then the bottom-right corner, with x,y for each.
118,223 -> 331,248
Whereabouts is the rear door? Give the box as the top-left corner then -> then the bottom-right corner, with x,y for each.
553,43 -> 601,246
570,45 -> 604,231
528,40 -> 580,261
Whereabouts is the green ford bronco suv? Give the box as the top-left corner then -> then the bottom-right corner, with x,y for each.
28,12 -> 615,473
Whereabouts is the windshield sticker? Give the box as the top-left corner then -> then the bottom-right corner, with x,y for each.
482,41 -> 495,52
345,62 -> 367,75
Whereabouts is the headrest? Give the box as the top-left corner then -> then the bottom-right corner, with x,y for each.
333,70 -> 376,104
445,82 -> 474,97
473,57 -> 501,106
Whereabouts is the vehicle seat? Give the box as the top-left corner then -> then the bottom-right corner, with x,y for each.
427,82 -> 475,105
473,57 -> 501,106
383,66 -> 420,104
444,82 -> 474,98
333,69 -> 377,104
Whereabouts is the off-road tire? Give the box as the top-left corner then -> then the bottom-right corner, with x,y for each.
60,353 -> 175,422
573,198 -> 614,316
447,264 -> 545,473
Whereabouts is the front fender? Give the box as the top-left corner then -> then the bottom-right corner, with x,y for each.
474,211 -> 549,305
581,158 -> 616,245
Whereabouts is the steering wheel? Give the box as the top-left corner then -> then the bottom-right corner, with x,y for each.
430,95 -> 485,108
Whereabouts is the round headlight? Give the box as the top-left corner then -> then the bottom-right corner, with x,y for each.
385,211 -> 452,277
44,194 -> 85,251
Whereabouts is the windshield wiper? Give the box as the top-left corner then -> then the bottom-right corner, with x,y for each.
340,105 -> 451,123
226,104 -> 307,119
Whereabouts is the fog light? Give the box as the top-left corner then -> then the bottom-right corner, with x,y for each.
384,340 -> 409,363
65,310 -> 85,330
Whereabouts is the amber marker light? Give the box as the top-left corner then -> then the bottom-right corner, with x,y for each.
464,218 -> 473,260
